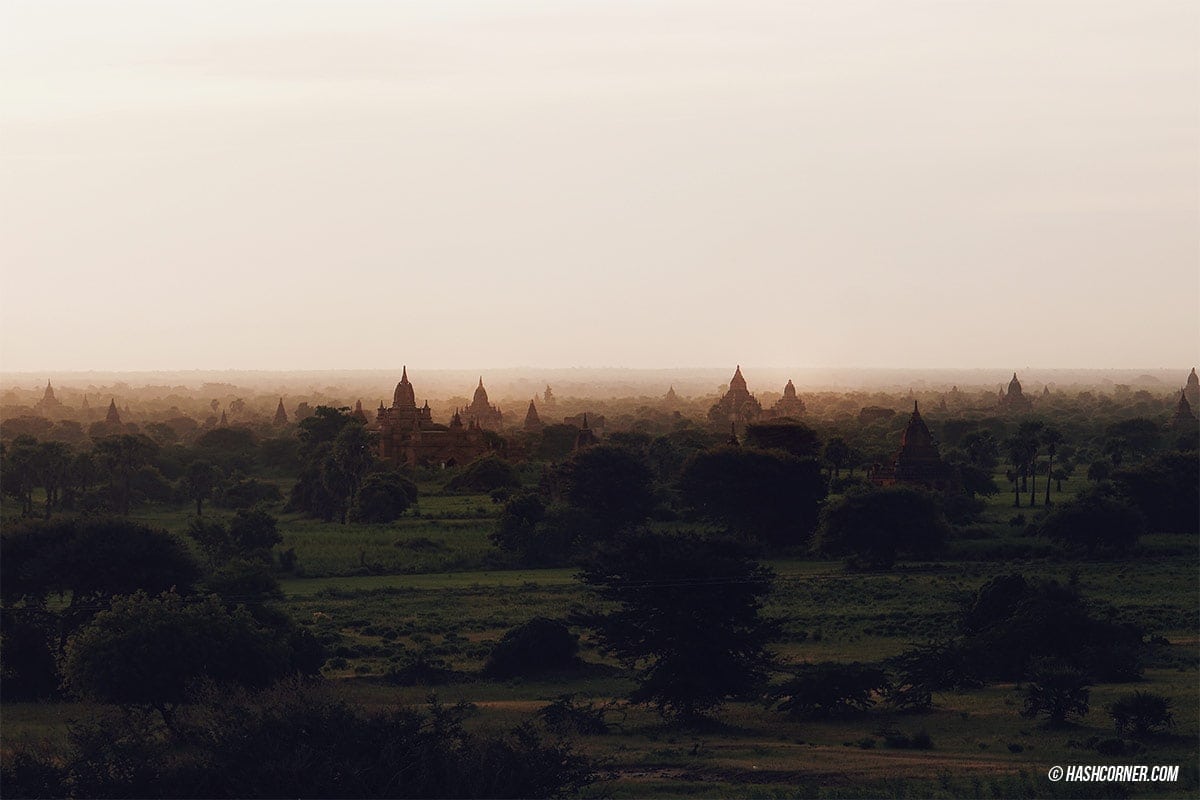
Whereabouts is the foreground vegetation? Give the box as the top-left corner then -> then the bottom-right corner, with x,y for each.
3,390 -> 1197,798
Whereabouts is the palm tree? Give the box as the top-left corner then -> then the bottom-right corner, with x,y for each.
1040,427 -> 1065,506
1016,421 -> 1044,507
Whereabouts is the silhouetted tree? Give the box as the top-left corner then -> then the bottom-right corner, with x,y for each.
823,437 -> 851,477
744,421 -> 822,459
94,434 -> 158,515
814,487 -> 948,570
350,471 -> 417,523
576,530 -> 778,719
559,445 -> 656,536
1038,491 -> 1145,555
678,447 -> 826,547
182,459 -> 219,516
1040,426 -> 1064,505
1111,451 -> 1199,534
62,591 -> 300,727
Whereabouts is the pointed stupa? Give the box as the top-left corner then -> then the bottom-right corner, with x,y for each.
219,410 -> 228,426
1186,368 -> 1199,406
729,365 -> 748,393
1172,389 -> 1196,428
524,398 -> 543,432
274,398 -> 289,425
42,381 -> 56,402
473,377 -> 489,406
575,413 -> 599,449
352,400 -> 368,423
106,398 -> 122,424
393,366 -> 416,408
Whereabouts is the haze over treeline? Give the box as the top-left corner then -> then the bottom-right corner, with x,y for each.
0,367 -> 1193,404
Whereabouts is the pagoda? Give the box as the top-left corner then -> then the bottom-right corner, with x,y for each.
766,379 -> 806,419
105,398 -> 122,425
707,366 -> 763,432
1185,368 -> 1199,407
523,399 -> 544,432
273,398 -> 289,425
34,380 -> 63,415
870,402 -> 954,490
1171,389 -> 1197,429
460,378 -> 503,430
377,367 -> 489,467
999,373 -> 1032,412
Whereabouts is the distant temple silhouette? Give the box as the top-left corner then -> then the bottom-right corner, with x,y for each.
998,372 -> 1032,412
870,402 -> 954,490
708,366 -> 763,432
458,378 -> 503,430
765,379 -> 806,419
523,399 -> 544,432
1171,389 -> 1196,429
273,398 -> 289,425
35,381 -> 62,414
1185,367 -> 1199,407
377,367 -> 491,467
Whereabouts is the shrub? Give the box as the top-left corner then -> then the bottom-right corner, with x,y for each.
1038,491 -> 1145,554
445,456 -> 521,493
814,487 -> 948,570
215,477 -> 283,510
1020,661 -> 1091,726
1108,692 -> 1174,738
537,694 -> 612,735
885,640 -> 981,711
482,618 -> 580,679
350,471 -> 417,523
0,683 -> 594,799
774,663 -> 889,718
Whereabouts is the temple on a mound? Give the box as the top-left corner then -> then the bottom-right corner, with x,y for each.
378,367 -> 491,467
870,402 -> 955,490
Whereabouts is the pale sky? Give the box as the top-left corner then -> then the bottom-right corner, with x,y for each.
2,0 -> 1197,372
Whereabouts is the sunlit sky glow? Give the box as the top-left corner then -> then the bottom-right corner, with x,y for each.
1,0 -> 1197,372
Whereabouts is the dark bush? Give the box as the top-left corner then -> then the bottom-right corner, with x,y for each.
483,618 -> 581,679
0,683 -> 594,799
0,608 -> 60,700
814,487 -> 948,570
536,694 -> 612,735
1109,692 -> 1174,738
446,456 -> 521,493
1038,491 -> 1145,554
215,477 -> 283,510
350,471 -> 418,523
774,662 -> 889,718
1020,661 -> 1091,726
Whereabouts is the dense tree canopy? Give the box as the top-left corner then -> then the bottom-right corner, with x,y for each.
678,447 -> 826,547
814,487 -> 948,569
577,530 -> 778,718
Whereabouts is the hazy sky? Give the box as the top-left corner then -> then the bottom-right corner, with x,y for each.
2,0 -> 1197,372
